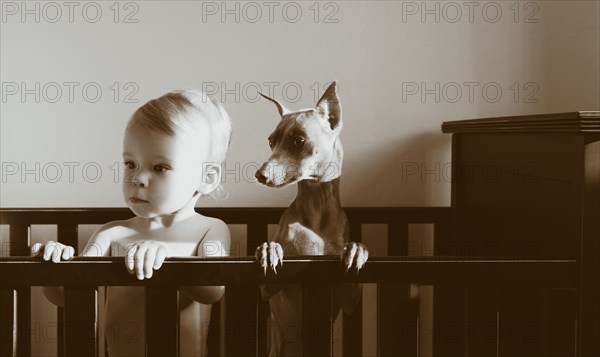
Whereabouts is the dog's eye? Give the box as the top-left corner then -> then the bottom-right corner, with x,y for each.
293,137 -> 305,147
268,139 -> 273,149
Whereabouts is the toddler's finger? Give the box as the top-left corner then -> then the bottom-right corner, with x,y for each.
62,246 -> 75,261
31,243 -> 42,257
52,244 -> 62,263
144,248 -> 156,279
125,245 -> 137,273
135,247 -> 147,280
44,242 -> 56,261
154,248 -> 167,270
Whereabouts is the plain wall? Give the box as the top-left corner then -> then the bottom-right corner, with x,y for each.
1,1 -> 599,356
2,1 -> 597,209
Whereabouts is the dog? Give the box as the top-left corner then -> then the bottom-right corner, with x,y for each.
255,81 -> 368,356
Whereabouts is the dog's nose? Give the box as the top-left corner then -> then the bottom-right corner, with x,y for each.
255,170 -> 268,184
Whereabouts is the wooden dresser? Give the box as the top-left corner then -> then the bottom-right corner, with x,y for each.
440,111 -> 599,357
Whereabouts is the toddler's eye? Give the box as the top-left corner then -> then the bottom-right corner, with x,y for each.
293,137 -> 305,147
154,164 -> 170,173
123,161 -> 136,169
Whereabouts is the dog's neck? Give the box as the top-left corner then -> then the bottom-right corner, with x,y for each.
291,178 -> 343,229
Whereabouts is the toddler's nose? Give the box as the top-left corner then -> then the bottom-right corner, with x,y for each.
130,171 -> 149,187
132,178 -> 146,187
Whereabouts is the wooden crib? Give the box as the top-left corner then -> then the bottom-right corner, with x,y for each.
0,206 -> 586,357
1,112 -> 598,356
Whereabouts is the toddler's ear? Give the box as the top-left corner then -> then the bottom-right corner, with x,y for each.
198,162 -> 221,194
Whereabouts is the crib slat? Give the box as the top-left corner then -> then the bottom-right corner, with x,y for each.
247,222 -> 268,254
0,288 -> 15,357
13,288 -> 31,357
224,286 -> 258,357
349,221 -> 362,251
57,224 -> 78,357
498,287 -> 542,356
57,224 -> 79,255
433,287 -> 466,356
9,224 -> 31,357
388,222 -> 409,256
146,286 -> 178,356
548,289 -> 576,356
207,302 -> 221,357
247,222 -> 269,356
57,307 -> 65,357
343,221 -> 363,357
9,224 -> 30,256
466,287 -> 498,357
63,287 -> 96,357
379,222 -> 417,356
433,202 -> 467,357
433,212 -> 454,243
256,299 -> 268,357
378,284 -> 418,357
303,284 -> 333,357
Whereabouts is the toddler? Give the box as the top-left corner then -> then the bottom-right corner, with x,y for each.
32,89 -> 233,356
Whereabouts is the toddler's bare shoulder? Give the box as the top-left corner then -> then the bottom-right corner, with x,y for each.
195,215 -> 230,239
92,218 -> 138,240
82,219 -> 138,256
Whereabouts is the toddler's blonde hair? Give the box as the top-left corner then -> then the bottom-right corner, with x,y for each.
127,89 -> 232,198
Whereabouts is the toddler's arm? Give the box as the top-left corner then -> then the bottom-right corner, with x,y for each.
32,224 -> 114,306
31,241 -> 74,306
180,219 -> 231,304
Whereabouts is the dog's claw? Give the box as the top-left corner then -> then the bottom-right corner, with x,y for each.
256,242 -> 268,276
256,241 -> 284,275
342,242 -> 368,272
276,244 -> 284,266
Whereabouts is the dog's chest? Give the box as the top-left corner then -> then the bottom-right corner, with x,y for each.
281,221 -> 344,255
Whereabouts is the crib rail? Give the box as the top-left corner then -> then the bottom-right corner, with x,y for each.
0,256 -> 577,286
2,207 -> 452,357
0,256 -> 577,357
0,207 -> 581,357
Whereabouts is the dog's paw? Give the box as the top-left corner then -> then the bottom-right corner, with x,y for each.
342,242 -> 369,272
255,241 -> 284,276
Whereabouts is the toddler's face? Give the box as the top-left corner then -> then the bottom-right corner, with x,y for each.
122,124 -> 208,218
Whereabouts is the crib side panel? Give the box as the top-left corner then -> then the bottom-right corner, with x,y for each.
0,288 -> 16,356
57,224 -> 79,357
342,219 -> 363,357
63,287 -> 96,357
9,224 -> 31,357
379,222 -> 417,357
146,287 -> 179,357
303,284 -> 334,356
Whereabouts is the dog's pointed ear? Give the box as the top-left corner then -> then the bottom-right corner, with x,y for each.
259,92 -> 288,117
315,81 -> 342,131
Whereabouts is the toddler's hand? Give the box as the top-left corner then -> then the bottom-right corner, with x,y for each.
31,241 -> 75,263
125,241 -> 169,280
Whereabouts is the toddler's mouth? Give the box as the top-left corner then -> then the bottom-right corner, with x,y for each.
129,197 -> 148,204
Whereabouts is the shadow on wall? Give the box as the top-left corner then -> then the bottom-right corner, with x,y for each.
343,131 -> 452,207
